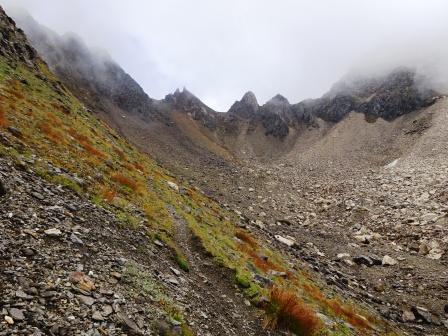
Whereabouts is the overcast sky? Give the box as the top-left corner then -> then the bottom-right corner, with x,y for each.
2,0 -> 448,110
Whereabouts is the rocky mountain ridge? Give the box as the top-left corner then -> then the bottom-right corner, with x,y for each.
10,8 -> 442,144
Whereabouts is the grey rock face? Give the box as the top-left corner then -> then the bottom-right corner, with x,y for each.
0,7 -> 38,67
228,91 -> 259,118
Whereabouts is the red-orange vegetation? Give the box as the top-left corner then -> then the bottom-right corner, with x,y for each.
235,229 -> 258,249
300,282 -> 372,330
134,162 -> 145,171
5,85 -> 25,100
111,174 -> 139,191
264,287 -> 321,335
79,140 -> 106,159
39,122 -> 64,143
68,128 -> 105,159
326,299 -> 371,330
101,188 -> 117,202
0,106 -> 8,127
46,112 -> 63,127
114,147 -> 126,160
301,282 -> 326,302
50,102 -> 70,114
238,243 -> 284,274
68,128 -> 89,142
124,162 -> 135,171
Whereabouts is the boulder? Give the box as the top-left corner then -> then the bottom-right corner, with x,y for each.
167,181 -> 179,192
44,228 -> 62,237
402,310 -> 416,322
274,235 -> 296,247
411,306 -> 432,324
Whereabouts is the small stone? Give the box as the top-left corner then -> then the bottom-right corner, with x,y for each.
167,181 -> 179,192
412,306 -> 432,324
4,316 -> 13,325
402,310 -> 416,322
21,248 -> 35,257
92,311 -> 104,321
154,239 -> 164,247
7,126 -> 22,138
41,290 -> 57,298
254,219 -> 265,229
9,308 -> 25,321
427,251 -> 443,260
44,228 -> 62,237
419,243 -> 430,255
77,294 -> 95,306
117,311 -> 143,335
70,271 -> 95,292
70,233 -> 84,245
31,192 -> 44,201
274,235 -> 295,247
337,253 -> 351,260
382,255 -> 398,266
111,271 -> 122,279
253,274 -> 273,287
170,267 -> 181,276
353,234 -> 372,244
166,276 -> 179,286
353,255 -> 374,267
16,289 -> 33,299
0,179 -> 6,197
102,305 -> 113,317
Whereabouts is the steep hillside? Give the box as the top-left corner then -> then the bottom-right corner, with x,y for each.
0,6 -> 403,336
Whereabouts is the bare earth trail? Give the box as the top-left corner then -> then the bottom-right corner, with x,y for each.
168,206 -> 277,336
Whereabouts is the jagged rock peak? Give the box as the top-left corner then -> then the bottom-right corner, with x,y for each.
166,87 -> 201,105
173,87 -> 193,98
240,91 -> 258,107
266,94 -> 290,106
228,91 -> 260,117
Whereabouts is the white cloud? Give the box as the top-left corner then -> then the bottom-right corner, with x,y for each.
2,0 -> 448,110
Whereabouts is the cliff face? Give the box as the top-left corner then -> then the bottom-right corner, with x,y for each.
0,6 -> 38,67
309,69 -> 439,122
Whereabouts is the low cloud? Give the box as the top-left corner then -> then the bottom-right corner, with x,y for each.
2,0 -> 448,110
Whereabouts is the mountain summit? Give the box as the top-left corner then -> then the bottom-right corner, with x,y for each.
228,91 -> 259,118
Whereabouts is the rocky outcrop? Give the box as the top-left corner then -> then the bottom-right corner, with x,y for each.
309,69 -> 439,122
10,9 -> 157,120
0,7 -> 38,68
228,91 -> 259,118
163,88 -> 218,128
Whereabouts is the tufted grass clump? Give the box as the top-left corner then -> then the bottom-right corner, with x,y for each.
264,287 -> 321,336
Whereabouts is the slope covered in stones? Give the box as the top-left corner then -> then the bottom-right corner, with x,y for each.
0,5 -> 401,336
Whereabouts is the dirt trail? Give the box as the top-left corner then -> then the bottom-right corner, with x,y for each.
168,206 -> 276,336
